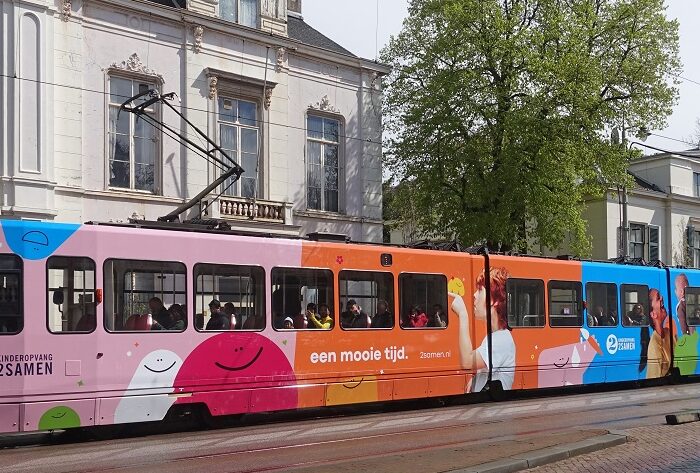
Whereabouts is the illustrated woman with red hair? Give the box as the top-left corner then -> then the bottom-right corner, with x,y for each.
449,267 -> 515,392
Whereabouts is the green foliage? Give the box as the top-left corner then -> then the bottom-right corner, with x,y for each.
382,0 -> 680,255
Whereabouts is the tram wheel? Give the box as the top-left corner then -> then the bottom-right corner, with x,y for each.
485,380 -> 505,402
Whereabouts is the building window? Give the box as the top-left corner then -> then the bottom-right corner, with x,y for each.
629,223 -> 645,259
220,0 -> 258,28
694,172 -> 700,197
307,115 -> 340,212
218,97 -> 259,198
649,226 -> 660,261
690,228 -> 700,268
47,257 -> 96,333
108,76 -> 159,192
628,223 -> 660,261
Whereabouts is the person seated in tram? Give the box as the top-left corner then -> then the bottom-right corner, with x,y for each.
149,297 -> 170,331
588,305 -> 604,326
340,300 -> 370,329
371,299 -> 393,329
282,317 -> 294,329
404,305 -> 428,328
241,313 -> 259,330
167,304 -> 186,331
309,303 -> 334,330
223,302 -> 238,329
428,304 -> 447,328
295,303 -> 313,329
205,299 -> 231,330
626,303 -> 645,326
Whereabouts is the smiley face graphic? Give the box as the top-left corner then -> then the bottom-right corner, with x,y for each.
174,333 -> 297,415
38,406 -> 81,430
448,278 -> 465,296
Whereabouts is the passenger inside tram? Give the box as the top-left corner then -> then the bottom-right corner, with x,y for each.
626,303 -> 646,326
309,303 -> 334,329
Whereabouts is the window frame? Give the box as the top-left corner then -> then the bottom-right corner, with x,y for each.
585,282 -> 619,328
548,280 -> 583,328
193,262 -> 266,332
506,278 -> 546,328
648,225 -> 660,261
687,286 -> 700,326
398,272 -> 449,331
216,95 -> 261,199
46,256 -> 97,335
691,229 -> 700,268
106,74 -> 161,194
306,112 -> 343,213
620,283 -> 650,327
270,266 -> 335,332
339,269 -> 395,331
219,0 -> 260,28
694,172 -> 700,198
629,222 -> 646,259
0,254 -> 23,336
103,258 -> 187,333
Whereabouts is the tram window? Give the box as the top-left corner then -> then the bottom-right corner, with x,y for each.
47,257 -> 96,333
271,267 -> 334,330
686,287 -> 700,326
621,284 -> 650,327
0,255 -> 22,335
506,279 -> 545,327
549,281 -> 583,327
399,273 -> 448,329
585,282 -> 618,327
339,270 -> 394,330
103,259 -> 186,332
194,264 -> 265,331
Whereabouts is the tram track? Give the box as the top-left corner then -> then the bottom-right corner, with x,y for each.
2,382 -> 700,473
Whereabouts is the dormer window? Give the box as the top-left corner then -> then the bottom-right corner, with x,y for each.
220,0 -> 258,28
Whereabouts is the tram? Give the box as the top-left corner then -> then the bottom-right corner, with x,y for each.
0,219 -> 698,433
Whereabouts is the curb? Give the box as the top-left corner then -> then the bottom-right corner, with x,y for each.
447,432 -> 628,473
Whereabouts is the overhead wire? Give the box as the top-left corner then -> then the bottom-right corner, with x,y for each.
0,72 -> 377,145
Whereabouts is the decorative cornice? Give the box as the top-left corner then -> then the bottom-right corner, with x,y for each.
193,25 -> 204,53
208,76 -> 218,100
110,53 -> 164,83
60,0 -> 71,21
309,95 -> 339,114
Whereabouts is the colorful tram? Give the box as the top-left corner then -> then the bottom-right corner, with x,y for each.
0,219 -> 699,433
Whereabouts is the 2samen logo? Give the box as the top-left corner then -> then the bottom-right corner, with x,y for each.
0,353 -> 53,376
606,335 -> 636,355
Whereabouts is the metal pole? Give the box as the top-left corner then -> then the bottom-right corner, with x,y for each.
621,126 -> 629,258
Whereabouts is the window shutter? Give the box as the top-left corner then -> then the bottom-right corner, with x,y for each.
648,227 -> 659,261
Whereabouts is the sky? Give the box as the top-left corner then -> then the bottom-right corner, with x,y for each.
303,0 -> 700,153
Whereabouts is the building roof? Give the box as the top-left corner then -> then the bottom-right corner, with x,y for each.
287,15 -> 356,57
628,170 -> 665,194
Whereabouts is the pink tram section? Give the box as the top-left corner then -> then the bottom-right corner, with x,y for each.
0,220 -> 682,433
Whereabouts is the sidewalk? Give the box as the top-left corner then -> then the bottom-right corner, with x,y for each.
527,422 -> 700,473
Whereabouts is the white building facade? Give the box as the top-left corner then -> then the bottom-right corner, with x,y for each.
583,150 -> 700,267
0,0 -> 388,242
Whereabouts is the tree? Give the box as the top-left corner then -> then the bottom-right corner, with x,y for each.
382,0 -> 680,254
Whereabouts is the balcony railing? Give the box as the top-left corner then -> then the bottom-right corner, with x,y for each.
217,195 -> 291,224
